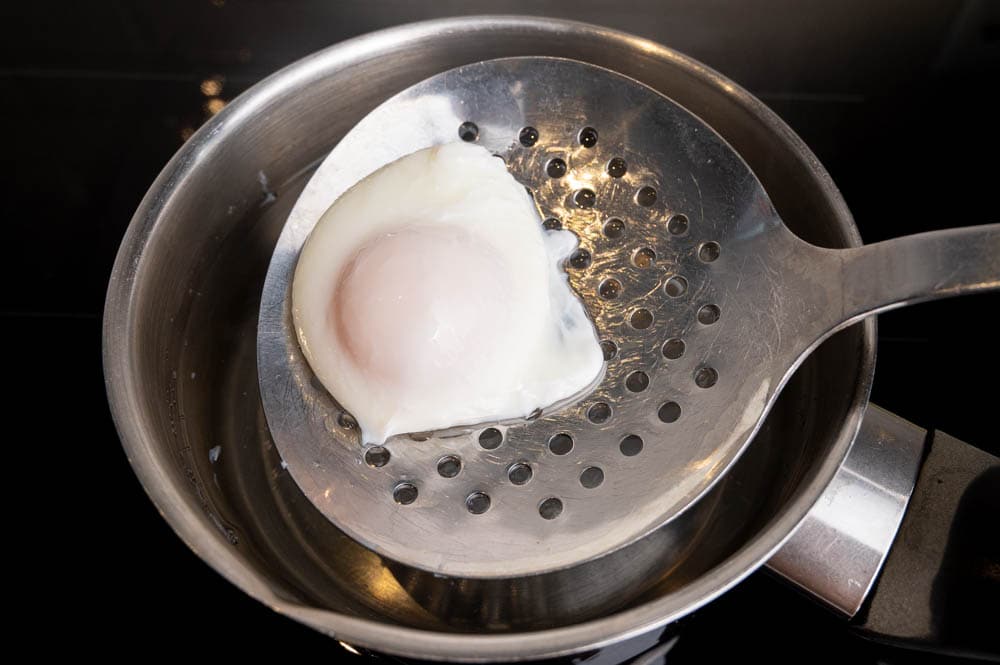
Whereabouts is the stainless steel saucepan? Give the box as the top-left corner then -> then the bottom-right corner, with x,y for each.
104,16 -> 998,661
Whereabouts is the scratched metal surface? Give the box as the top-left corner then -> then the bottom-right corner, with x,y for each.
257,57 -> 810,578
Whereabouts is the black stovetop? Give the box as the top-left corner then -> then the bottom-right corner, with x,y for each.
6,1 -> 997,661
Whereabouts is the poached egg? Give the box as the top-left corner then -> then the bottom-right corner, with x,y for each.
292,142 -> 604,444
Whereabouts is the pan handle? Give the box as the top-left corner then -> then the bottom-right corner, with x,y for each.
767,404 -> 999,658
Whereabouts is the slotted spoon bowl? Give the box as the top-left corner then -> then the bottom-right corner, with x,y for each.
258,57 -> 999,579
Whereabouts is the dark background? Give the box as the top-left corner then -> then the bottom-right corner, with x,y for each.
5,1 -> 998,661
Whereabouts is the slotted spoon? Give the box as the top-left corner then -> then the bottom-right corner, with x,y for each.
258,57 -> 999,579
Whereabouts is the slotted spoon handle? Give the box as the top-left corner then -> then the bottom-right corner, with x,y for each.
827,224 -> 1000,333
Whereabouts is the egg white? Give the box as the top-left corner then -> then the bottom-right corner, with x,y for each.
292,142 -> 604,444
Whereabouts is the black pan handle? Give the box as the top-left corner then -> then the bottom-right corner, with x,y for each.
855,429 -> 999,659
768,406 -> 999,659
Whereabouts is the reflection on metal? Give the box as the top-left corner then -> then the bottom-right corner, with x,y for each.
767,404 -> 926,616
338,641 -> 363,656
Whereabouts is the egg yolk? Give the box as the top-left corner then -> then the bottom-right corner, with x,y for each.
331,225 -> 514,388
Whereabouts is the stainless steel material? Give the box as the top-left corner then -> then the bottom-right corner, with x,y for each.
105,17 -> 876,660
766,404 -> 927,616
257,57 -> 786,577
260,57 -> 998,580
